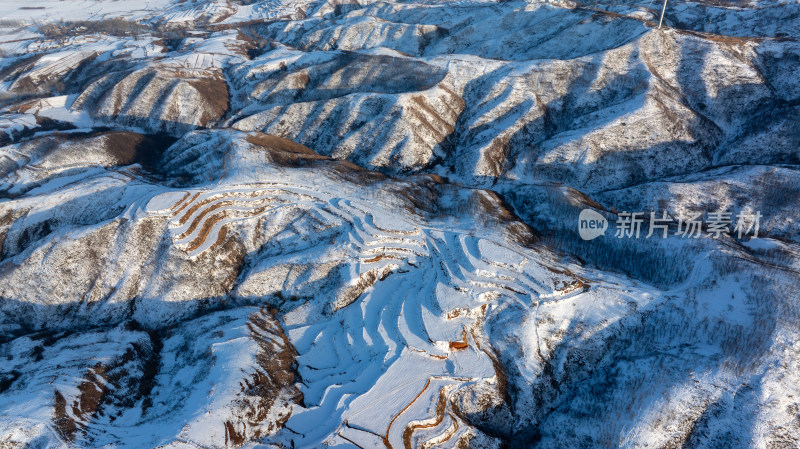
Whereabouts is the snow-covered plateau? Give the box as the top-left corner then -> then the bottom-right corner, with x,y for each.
0,0 -> 798,447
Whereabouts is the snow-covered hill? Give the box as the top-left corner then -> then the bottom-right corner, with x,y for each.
0,0 -> 798,448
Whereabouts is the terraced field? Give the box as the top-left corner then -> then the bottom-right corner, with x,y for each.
136,165 -> 592,447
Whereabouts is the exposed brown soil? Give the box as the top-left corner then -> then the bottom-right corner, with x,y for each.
247,132 -> 330,167
402,386 -> 451,449
184,203 -> 273,252
391,178 -> 441,217
448,327 -> 470,351
53,390 -> 78,442
52,363 -> 109,443
176,196 -> 273,240
363,254 -> 384,263
555,279 -> 589,295
334,269 -> 379,311
482,136 -> 511,178
175,189 -> 280,226
224,307 -> 302,447
170,192 -> 202,218
186,75 -> 230,124
100,132 -> 179,170
474,190 -> 540,246
329,159 -> 389,185
246,132 -> 390,188
409,96 -> 453,142
166,192 -> 191,211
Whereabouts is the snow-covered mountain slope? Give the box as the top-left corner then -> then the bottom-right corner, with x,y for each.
0,0 -> 798,447
0,129 -> 595,447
